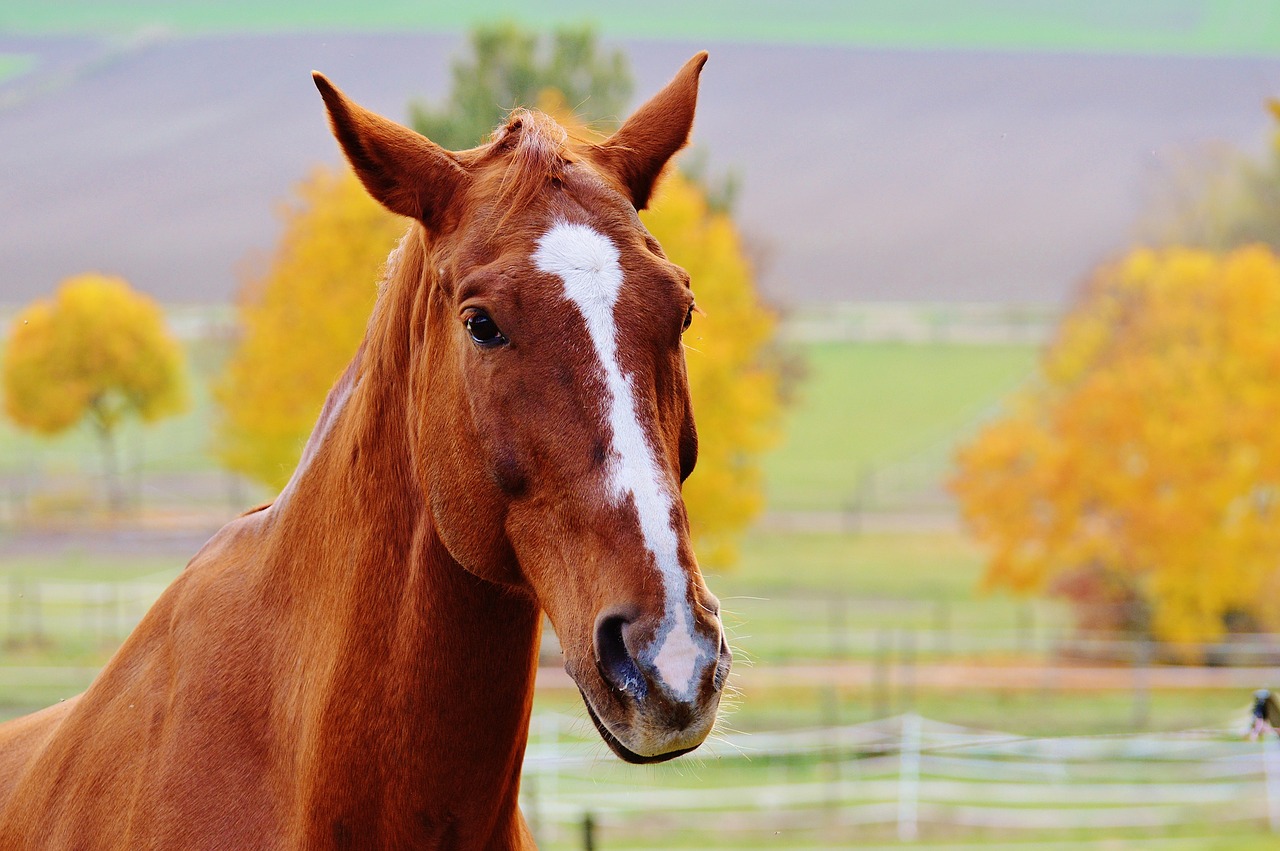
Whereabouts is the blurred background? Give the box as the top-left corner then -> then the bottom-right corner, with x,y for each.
5,1 -> 1280,848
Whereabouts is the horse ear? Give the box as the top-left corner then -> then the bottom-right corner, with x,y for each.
594,52 -> 708,210
312,72 -> 469,228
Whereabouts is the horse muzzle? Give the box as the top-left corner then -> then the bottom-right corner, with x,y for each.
570,607 -> 731,763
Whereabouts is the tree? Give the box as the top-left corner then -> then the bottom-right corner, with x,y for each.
408,22 -> 632,150
2,273 -> 186,512
951,245 -> 1280,646
1138,99 -> 1280,254
215,29 -> 783,567
641,171 -> 782,565
212,166 -> 405,487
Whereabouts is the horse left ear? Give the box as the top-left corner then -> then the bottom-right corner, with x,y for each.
594,52 -> 708,210
313,72 -> 470,229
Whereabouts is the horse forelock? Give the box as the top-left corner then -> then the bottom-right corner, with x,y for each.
481,109 -> 579,224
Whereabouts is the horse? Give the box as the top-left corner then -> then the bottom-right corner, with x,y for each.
0,52 -> 729,849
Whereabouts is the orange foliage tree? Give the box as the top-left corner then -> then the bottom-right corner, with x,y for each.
214,153 -> 781,568
2,273 -> 187,511
952,245 -> 1280,644
213,167 -> 406,485
642,170 -> 781,565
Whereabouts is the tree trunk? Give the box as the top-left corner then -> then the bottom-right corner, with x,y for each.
91,408 -> 125,516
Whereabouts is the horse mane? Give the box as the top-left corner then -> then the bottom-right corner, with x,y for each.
272,227 -> 423,511
483,108 -> 579,226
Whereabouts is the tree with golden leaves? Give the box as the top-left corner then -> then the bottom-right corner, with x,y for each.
952,245 -> 1280,645
2,273 -> 187,512
642,170 -> 781,565
215,127 -> 780,568
213,166 -> 406,486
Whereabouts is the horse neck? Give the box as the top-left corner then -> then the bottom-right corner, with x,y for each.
258,258 -> 541,843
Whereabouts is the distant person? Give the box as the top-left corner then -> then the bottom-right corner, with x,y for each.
1248,689 -> 1280,740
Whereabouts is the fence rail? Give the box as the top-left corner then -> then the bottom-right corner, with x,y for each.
520,714 -> 1280,846
6,577 -> 1280,668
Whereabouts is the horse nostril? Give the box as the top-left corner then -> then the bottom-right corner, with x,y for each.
594,614 -> 647,699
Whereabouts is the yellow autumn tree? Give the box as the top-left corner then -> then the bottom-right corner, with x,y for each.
642,171 -> 782,564
952,245 -> 1280,645
215,148 -> 780,567
213,166 -> 406,486
2,273 -> 187,511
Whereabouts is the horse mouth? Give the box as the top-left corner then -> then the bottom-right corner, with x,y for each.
578,689 -> 698,765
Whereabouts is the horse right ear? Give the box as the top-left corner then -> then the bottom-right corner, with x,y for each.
313,72 -> 470,229
593,52 -> 708,210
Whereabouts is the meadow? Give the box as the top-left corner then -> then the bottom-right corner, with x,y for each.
2,0 -> 1276,56
762,341 -> 1036,512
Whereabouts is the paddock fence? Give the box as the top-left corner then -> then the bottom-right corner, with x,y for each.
520,713 -> 1280,847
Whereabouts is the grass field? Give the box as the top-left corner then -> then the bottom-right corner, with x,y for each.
0,525 -> 1253,738
763,342 -> 1036,512
2,1 -> 1279,56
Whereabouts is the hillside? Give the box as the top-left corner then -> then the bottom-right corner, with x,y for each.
1,30 -> 1279,304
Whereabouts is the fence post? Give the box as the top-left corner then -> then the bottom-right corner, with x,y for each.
1016,603 -> 1035,655
28,580 -> 43,645
845,469 -> 874,534
821,685 -> 842,812
7,576 -> 21,645
1266,734 -> 1280,833
828,597 -> 848,659
108,583 -> 120,643
873,628 -> 892,718
1131,639 -> 1152,730
897,713 -> 921,842
932,600 -> 950,657
541,713 -> 559,845
524,772 -> 542,849
899,629 -> 917,711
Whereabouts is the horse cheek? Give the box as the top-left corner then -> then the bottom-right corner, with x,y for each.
429,416 -> 525,588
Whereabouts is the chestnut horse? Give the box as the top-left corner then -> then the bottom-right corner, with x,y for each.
0,53 -> 728,848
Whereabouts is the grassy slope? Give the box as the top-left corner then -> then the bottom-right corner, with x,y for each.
2,1 -> 1279,55
763,342 -> 1037,512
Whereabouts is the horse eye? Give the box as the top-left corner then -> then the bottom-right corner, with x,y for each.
465,312 -> 507,347
682,305 -> 695,333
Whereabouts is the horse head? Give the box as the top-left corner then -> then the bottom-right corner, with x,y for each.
313,53 -> 729,763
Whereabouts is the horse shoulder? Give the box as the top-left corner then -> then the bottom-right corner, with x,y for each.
0,513 -> 287,847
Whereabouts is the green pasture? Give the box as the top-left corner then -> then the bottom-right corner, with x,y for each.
763,342 -> 1036,512
531,681 -> 1249,740
0,526 -> 1253,739
2,1 -> 1279,57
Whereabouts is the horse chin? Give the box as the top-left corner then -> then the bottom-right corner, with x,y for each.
576,688 -> 700,765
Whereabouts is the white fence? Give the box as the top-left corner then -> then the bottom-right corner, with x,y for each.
520,714 -> 1280,847
779,303 -> 1057,345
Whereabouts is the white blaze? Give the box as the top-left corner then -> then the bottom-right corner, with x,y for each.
533,220 -> 708,700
